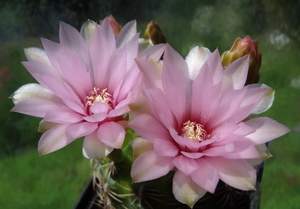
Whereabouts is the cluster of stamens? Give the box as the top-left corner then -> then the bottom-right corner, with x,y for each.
182,120 -> 207,142
86,87 -> 113,106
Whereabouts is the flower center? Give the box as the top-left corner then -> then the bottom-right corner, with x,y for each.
182,120 -> 207,142
86,87 -> 113,106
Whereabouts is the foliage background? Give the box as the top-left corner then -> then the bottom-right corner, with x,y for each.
0,0 -> 299,208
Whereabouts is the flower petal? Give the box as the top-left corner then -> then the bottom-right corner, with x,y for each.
153,138 -> 179,157
222,55 -> 249,93
162,44 -> 191,123
59,22 -> 91,71
128,114 -> 171,143
66,122 -> 98,139
132,137 -> 154,159
10,83 -> 61,105
83,131 -> 113,160
185,46 -> 211,80
173,171 -> 207,208
80,20 -> 97,44
24,47 -> 51,65
173,155 -> 198,175
249,84 -> 275,114
116,20 -> 137,50
44,109 -> 83,123
138,43 -> 165,61
191,158 -> 219,193
97,121 -> 125,149
244,117 -> 290,144
38,124 -> 74,155
247,144 -> 272,166
131,150 -> 174,182
135,58 -> 163,89
207,157 -> 256,190
11,98 -> 68,118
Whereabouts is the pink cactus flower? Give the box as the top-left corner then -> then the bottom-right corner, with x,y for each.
129,44 -> 289,207
10,18 -> 164,160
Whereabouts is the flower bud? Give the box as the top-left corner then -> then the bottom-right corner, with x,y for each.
144,21 -> 166,45
221,35 -> 261,85
100,15 -> 122,37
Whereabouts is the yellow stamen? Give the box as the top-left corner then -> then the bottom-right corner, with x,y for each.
86,87 -> 113,106
182,120 -> 207,142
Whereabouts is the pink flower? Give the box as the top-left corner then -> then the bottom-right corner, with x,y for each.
10,18 -> 164,160
129,44 -> 289,207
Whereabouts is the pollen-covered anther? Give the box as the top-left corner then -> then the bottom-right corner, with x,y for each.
86,87 -> 113,106
182,120 -> 207,142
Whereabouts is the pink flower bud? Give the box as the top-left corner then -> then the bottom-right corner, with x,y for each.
144,21 -> 166,45
221,35 -> 261,85
100,15 -> 122,37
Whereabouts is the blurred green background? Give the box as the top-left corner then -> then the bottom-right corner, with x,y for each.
0,0 -> 299,208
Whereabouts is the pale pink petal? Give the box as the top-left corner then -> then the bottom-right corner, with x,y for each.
11,98 -> 68,118
62,99 -> 86,115
128,114 -> 172,143
80,20 -> 97,44
185,46 -> 211,80
128,95 -> 153,119
59,22 -> 91,71
21,61 -> 61,90
144,88 -> 176,129
192,82 -> 222,125
191,158 -> 219,193
162,45 -> 191,123
135,58 -> 163,89
247,144 -> 272,166
66,122 -> 98,139
83,131 -> 113,160
41,38 -> 68,75
226,87 -> 267,124
108,104 -> 129,117
207,157 -> 256,190
132,137 -> 154,159
138,43 -> 165,61
181,151 -> 204,159
191,63 -> 214,118
222,55 -> 249,93
38,124 -> 74,155
204,49 -> 224,84
89,102 -> 110,114
173,171 -> 207,208
131,150 -> 174,182
24,47 -> 51,65
116,20 -> 137,50
99,18 -> 116,50
107,43 -> 128,92
208,122 -> 239,142
223,140 -> 260,159
249,84 -> 275,114
213,122 -> 255,146
41,75 -> 83,106
97,121 -> 125,149
89,24 -> 112,88
38,119 -> 57,132
54,51 -> 92,98
153,138 -> 179,157
10,83 -> 62,105
244,117 -> 290,144
173,155 -> 198,175
202,143 -> 235,156
44,109 -> 83,123
125,34 -> 139,69
208,88 -> 247,129
83,113 -> 107,122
